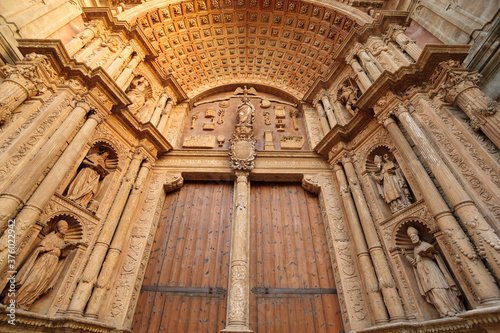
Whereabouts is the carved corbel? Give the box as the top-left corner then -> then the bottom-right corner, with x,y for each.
164,172 -> 184,193
302,174 -> 320,194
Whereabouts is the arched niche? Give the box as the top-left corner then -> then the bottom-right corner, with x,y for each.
364,145 -> 414,217
63,141 -> 119,214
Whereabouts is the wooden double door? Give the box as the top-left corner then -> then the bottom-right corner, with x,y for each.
133,181 -> 343,332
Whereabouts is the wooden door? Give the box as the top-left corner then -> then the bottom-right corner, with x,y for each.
250,183 -> 343,333
133,181 -> 233,332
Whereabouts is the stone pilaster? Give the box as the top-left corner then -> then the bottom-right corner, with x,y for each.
85,160 -> 154,318
66,150 -> 145,316
334,164 -> 389,324
340,155 -> 407,322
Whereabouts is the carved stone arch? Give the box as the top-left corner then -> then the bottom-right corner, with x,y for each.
394,218 -> 434,250
40,211 -> 86,244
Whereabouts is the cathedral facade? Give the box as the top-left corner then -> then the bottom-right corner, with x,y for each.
0,0 -> 499,332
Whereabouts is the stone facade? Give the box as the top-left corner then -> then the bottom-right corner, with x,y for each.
0,0 -> 499,332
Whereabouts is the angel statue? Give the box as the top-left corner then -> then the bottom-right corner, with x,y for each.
3,220 -> 78,309
371,154 -> 412,213
401,227 -> 465,317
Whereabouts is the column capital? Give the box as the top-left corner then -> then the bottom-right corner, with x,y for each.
88,110 -> 106,124
332,163 -> 344,172
391,103 -> 411,118
379,114 -> 396,128
132,149 -> 146,161
235,171 -> 250,181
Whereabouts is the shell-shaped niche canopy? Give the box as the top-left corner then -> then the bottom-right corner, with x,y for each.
40,213 -> 84,243
395,220 -> 434,250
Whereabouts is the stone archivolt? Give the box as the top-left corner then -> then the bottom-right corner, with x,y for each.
0,1 -> 499,333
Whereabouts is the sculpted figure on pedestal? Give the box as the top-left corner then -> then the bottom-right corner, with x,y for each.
237,97 -> 255,126
338,83 -> 359,116
126,76 -> 150,115
402,227 -> 465,317
3,220 -> 76,310
67,150 -> 109,208
371,154 -> 412,213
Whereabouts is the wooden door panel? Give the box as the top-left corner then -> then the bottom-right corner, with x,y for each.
133,181 -> 233,333
250,183 -> 343,333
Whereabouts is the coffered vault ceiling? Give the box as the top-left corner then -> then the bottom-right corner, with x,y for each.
134,0 -> 367,99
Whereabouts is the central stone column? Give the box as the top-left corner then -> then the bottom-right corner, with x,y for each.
223,92 -> 256,333
223,171 -> 252,332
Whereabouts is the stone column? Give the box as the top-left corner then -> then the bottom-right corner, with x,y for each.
0,111 -> 104,273
349,58 -> 372,93
383,116 -> 500,304
157,99 -> 174,133
106,44 -> 134,79
332,101 -> 348,126
222,171 -> 252,333
321,94 -> 337,128
65,20 -> 104,57
393,104 -> 500,280
85,160 -> 153,318
357,48 -> 382,81
440,72 -> 500,148
341,155 -> 407,321
115,53 -> 144,90
67,151 -> 145,316
390,26 -> 421,62
0,97 -> 91,232
315,102 -> 330,134
149,93 -> 169,126
0,64 -> 39,124
334,165 -> 389,324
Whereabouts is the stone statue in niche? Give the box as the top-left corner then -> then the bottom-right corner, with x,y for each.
338,83 -> 359,116
67,150 -> 109,209
401,227 -> 465,317
126,76 -> 150,115
3,220 -> 77,310
371,154 -> 412,213
237,97 -> 255,125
